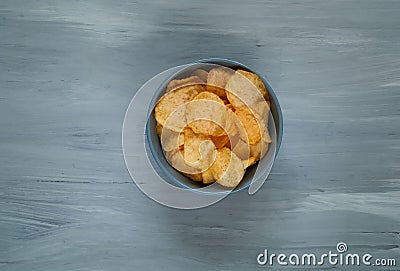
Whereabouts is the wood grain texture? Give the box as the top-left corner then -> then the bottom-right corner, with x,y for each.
0,0 -> 399,270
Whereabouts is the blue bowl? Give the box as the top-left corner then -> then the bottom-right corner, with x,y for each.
146,58 -> 283,192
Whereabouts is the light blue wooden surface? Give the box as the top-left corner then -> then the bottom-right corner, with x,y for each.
0,1 -> 399,270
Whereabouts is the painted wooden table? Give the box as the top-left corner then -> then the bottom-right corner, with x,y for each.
0,1 -> 399,270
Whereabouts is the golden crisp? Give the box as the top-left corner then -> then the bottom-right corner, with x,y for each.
206,67 -> 234,99
183,172 -> 203,182
179,132 -> 184,147
191,69 -> 208,82
165,149 -> 199,174
186,91 -> 228,136
224,107 -> 238,136
202,167 -> 215,184
232,138 -> 250,160
210,147 -> 245,188
242,156 -> 256,169
250,139 -> 269,160
155,85 -> 201,132
252,100 -> 270,122
210,134 -> 230,149
160,127 -> 181,152
225,70 -> 265,109
183,127 -> 216,170
225,131 -> 240,149
236,69 -> 269,101
235,106 -> 265,145
156,122 -> 163,136
166,76 -> 205,92
262,127 -> 272,143
225,103 -> 235,111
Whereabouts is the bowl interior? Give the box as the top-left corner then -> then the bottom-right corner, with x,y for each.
146,59 -> 282,192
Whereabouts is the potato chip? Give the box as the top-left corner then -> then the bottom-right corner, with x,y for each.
183,127 -> 216,170
183,127 -> 206,161
210,147 -> 245,188
166,149 -> 199,174
186,91 -> 228,136
225,131 -> 240,149
251,104 -> 271,144
202,167 -> 215,184
179,132 -> 184,147
236,69 -> 269,101
192,90 -> 224,102
183,172 -> 203,182
235,106 -> 265,145
225,103 -> 235,112
191,69 -> 208,82
156,122 -> 163,136
262,127 -> 272,143
166,76 -> 205,92
250,139 -> 269,160
225,70 -> 265,109
210,134 -> 230,149
224,107 -> 239,136
155,85 -> 201,132
242,156 -> 256,169
252,100 -> 270,122
206,67 -> 234,99
232,138 -> 250,160
160,127 -> 181,152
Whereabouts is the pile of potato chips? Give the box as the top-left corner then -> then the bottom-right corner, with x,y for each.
154,66 -> 272,188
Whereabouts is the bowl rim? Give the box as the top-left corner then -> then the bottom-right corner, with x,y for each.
146,58 -> 283,193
